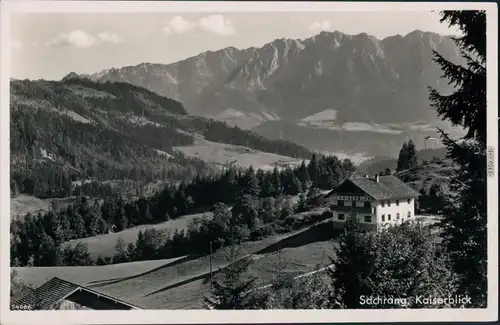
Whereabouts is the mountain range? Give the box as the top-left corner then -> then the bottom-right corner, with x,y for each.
80,30 -> 465,157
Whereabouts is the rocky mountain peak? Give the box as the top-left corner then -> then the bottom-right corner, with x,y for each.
80,29 -> 462,125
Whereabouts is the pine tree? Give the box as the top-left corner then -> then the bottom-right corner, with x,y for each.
61,242 -> 94,266
406,139 -> 418,168
113,238 -> 128,264
330,219 -> 457,308
272,245 -> 290,290
240,166 -> 261,197
271,167 -> 283,196
204,244 -> 257,309
307,154 -> 318,187
297,160 -> 311,189
428,10 -> 487,307
290,175 -> 302,196
37,233 -> 60,266
396,141 -> 409,172
281,271 -> 333,309
328,216 -> 370,308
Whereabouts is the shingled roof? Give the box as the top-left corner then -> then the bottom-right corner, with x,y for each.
327,175 -> 420,200
10,277 -> 142,310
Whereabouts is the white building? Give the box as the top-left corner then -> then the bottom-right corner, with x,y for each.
325,174 -> 419,229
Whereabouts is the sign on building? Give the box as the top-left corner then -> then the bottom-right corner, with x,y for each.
335,195 -> 370,201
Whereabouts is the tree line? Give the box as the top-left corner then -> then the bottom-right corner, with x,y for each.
10,154 -> 354,267
18,192 -> 331,268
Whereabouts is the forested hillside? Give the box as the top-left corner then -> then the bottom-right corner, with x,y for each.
11,154 -> 356,267
10,78 -> 314,199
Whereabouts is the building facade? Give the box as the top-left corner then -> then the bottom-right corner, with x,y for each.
325,174 -> 419,230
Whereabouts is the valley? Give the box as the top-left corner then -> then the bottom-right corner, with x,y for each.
9,73 -> 458,310
8,7 -> 487,312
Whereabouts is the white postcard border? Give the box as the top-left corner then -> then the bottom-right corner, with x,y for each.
0,1 -> 497,324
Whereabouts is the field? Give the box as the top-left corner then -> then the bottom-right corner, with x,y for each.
63,190 -> 328,258
174,138 -> 307,171
63,212 -> 209,258
14,220 -> 338,309
11,195 -> 77,220
12,257 -> 185,288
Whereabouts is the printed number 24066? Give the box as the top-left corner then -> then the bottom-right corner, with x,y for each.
12,304 -> 33,310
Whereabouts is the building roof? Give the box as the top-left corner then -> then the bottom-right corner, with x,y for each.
10,277 -> 142,310
327,175 -> 420,200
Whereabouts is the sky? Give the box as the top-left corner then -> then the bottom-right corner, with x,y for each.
10,11 -> 460,80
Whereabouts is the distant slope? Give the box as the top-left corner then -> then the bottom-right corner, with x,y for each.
10,78 -> 313,198
173,137 -> 308,171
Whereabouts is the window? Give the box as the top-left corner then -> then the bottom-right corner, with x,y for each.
388,214 -> 391,221
364,215 -> 372,223
387,201 -> 391,207
407,198 -> 411,204
396,200 -> 400,206
381,201 -> 385,207
381,214 -> 385,222
338,213 -> 345,220
338,200 -> 344,206
408,211 -> 411,218
396,213 -> 400,220
364,201 -> 371,208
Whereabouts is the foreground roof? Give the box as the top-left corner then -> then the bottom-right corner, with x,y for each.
327,175 -> 420,200
10,277 -> 142,310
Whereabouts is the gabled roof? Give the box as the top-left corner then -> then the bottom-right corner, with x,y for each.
327,175 -> 420,201
10,277 -> 142,310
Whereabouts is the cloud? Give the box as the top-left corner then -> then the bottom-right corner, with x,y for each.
198,15 -> 235,36
308,20 -> 332,32
11,39 -> 22,50
45,30 -> 122,48
97,31 -> 121,44
162,16 -> 196,34
162,14 -> 235,36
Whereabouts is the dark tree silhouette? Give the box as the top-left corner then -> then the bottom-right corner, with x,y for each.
428,10 -> 487,307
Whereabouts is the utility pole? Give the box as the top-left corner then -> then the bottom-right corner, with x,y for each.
209,240 -> 213,289
424,136 -> 427,161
